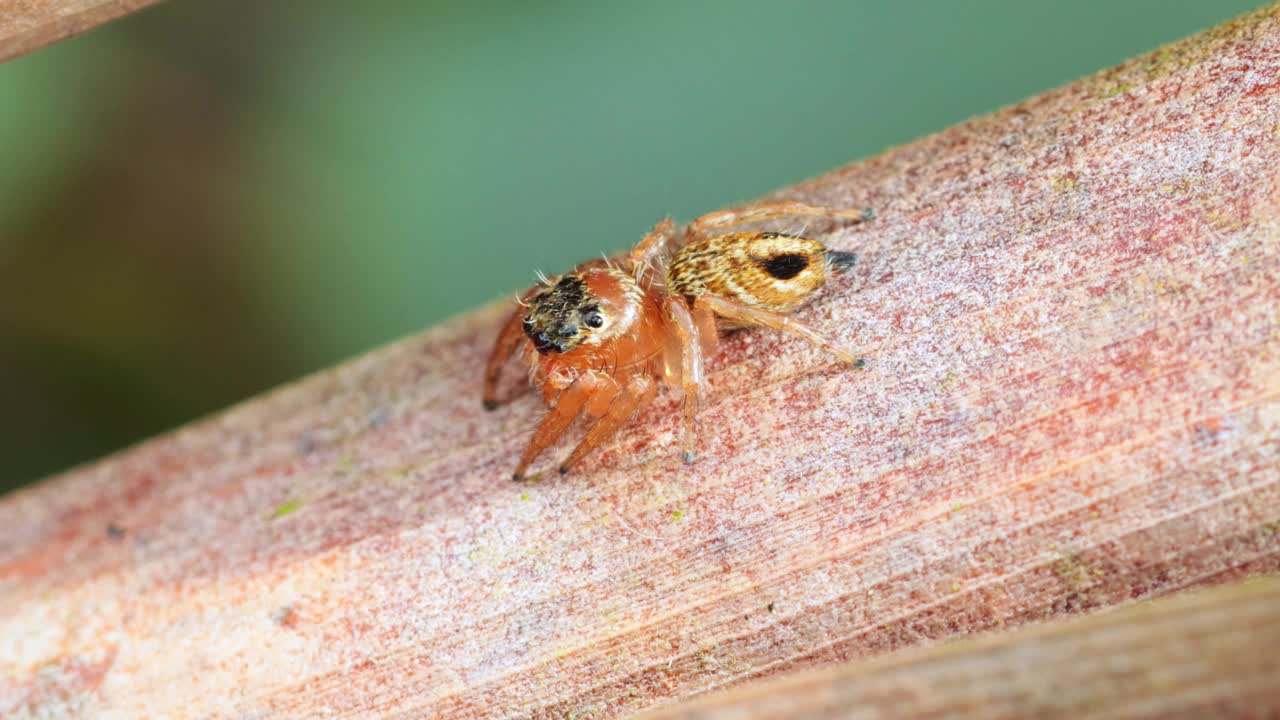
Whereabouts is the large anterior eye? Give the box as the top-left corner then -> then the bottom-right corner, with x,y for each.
584,311 -> 605,328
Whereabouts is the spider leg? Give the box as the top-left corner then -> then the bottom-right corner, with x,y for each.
482,304 -> 533,410
665,297 -> 706,462
686,201 -> 873,245
512,372 -> 614,481
691,300 -> 719,357
628,217 -> 676,278
559,374 -> 657,473
695,294 -> 861,366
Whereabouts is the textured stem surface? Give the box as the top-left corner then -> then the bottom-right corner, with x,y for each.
3,5 -> 1280,719
640,577 -> 1280,720
0,0 -> 165,63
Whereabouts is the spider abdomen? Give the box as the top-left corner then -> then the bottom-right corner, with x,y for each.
666,231 -> 851,314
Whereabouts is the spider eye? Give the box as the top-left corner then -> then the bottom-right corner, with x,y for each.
584,311 -> 605,329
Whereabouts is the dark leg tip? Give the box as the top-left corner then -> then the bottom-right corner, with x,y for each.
483,399 -> 499,411
852,357 -> 867,370
682,450 -> 696,463
558,464 -> 571,475
512,472 -> 525,482
862,207 -> 876,220
828,251 -> 858,272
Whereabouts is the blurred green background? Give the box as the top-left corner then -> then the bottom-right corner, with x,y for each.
0,0 -> 1266,493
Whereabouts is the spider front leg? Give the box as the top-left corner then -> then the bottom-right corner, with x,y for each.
482,305 -> 529,410
686,200 -> 874,245
665,296 -> 706,462
696,294 -> 862,366
513,371 -> 616,481
559,374 -> 658,474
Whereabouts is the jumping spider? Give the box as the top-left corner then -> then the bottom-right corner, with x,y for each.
483,200 -> 872,480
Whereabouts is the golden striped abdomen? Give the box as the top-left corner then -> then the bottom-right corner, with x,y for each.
666,231 -> 854,313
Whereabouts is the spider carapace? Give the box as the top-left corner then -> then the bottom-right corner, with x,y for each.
482,201 -> 872,480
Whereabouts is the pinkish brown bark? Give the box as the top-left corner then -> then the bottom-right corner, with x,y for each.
3,5 -> 1280,719
0,0 -> 165,63
639,577 -> 1280,720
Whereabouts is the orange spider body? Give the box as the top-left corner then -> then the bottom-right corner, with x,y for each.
483,201 -> 872,480
524,266 -> 668,407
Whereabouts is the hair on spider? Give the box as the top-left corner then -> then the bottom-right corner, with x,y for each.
483,200 -> 873,480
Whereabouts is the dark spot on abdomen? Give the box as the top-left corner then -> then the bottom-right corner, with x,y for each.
758,253 -> 809,280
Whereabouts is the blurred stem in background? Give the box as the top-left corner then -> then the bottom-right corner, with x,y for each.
0,0 -> 1266,492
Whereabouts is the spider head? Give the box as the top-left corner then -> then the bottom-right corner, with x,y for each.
523,270 -> 635,355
